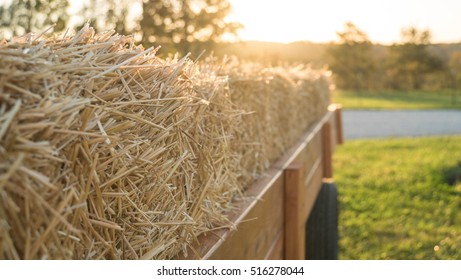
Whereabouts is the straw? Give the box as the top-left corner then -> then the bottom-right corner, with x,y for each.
0,25 -> 330,259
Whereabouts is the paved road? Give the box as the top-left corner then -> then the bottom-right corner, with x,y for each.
343,110 -> 461,139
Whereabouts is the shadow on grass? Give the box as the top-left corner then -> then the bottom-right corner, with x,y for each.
443,161 -> 461,186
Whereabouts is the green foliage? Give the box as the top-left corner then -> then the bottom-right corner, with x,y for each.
333,89 -> 461,110
448,51 -> 461,87
335,136 -> 461,259
326,23 -> 453,91
140,0 -> 242,56
78,0 -> 135,35
387,27 -> 446,90
327,22 -> 376,90
1,0 -> 241,58
0,0 -> 69,38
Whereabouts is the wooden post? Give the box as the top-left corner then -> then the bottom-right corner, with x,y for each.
322,122 -> 333,179
334,105 -> 344,145
284,163 -> 305,260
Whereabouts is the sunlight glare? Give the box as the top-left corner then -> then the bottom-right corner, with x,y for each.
229,0 -> 461,44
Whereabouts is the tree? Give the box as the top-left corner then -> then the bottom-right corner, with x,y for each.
327,22 -> 376,90
447,51 -> 461,104
140,0 -> 242,56
0,0 -> 69,38
78,0 -> 137,35
387,26 -> 445,90
449,51 -> 461,84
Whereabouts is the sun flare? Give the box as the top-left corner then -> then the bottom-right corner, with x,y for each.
229,0 -> 461,44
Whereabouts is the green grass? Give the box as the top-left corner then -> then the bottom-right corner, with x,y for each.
332,89 -> 461,110
334,136 -> 461,259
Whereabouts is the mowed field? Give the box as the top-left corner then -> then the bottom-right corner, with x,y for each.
335,136 -> 461,259
332,90 -> 461,110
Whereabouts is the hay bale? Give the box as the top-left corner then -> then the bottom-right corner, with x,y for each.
0,26 -> 330,259
205,57 -> 331,186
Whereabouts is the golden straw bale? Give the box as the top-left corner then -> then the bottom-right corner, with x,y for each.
0,26 -> 330,259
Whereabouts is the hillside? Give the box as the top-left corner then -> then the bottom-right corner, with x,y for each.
212,41 -> 461,67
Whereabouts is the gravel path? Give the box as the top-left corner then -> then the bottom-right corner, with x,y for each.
343,110 -> 461,139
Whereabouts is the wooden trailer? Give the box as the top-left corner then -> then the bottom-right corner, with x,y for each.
0,27 -> 338,259
184,104 -> 343,260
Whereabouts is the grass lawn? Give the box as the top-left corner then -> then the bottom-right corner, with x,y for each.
334,136 -> 461,259
332,89 -> 461,110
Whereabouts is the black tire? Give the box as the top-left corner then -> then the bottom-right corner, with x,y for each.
305,181 -> 339,260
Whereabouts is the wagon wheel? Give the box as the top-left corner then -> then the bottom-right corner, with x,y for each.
305,181 -> 339,260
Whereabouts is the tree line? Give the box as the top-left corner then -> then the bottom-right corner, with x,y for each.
328,22 -> 459,91
2,1 -> 461,90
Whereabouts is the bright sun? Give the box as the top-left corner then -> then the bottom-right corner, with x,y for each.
228,0 -> 337,43
228,0 -> 461,44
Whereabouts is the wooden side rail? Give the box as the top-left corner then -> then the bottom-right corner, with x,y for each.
284,163 -> 305,259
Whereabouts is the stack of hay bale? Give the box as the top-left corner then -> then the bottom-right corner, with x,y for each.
0,26 -> 330,259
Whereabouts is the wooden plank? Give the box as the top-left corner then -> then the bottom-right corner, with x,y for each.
208,175 -> 285,260
302,158 -> 324,222
265,229 -> 284,260
284,163 -> 305,260
322,121 -> 333,179
327,104 -> 344,150
292,132 -> 318,174
334,105 -> 344,145
327,106 -> 338,151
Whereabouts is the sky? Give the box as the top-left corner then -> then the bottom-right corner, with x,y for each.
228,0 -> 461,44
1,0 -> 460,44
